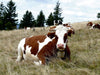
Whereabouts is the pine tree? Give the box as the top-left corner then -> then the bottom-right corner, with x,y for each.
0,2 -> 6,30
5,0 -> 18,30
46,13 -> 54,26
36,10 -> 45,27
53,1 -> 63,23
20,10 -> 35,28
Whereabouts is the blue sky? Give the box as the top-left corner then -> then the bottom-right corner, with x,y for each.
1,0 -> 100,23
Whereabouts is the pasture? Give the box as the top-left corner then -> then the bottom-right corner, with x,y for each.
0,20 -> 100,75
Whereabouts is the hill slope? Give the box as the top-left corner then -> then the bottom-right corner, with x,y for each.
0,21 -> 100,75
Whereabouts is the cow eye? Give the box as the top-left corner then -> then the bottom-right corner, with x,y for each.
47,32 -> 55,39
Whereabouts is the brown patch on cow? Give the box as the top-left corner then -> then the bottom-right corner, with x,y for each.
68,29 -> 75,37
37,37 -> 58,64
47,32 -> 55,39
24,35 -> 46,55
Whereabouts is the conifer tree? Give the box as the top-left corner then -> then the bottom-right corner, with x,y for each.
53,1 -> 63,23
20,10 -> 35,28
46,13 -> 54,26
5,0 -> 18,30
36,10 -> 45,27
0,2 -> 6,30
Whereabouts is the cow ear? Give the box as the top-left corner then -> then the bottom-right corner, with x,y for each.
68,30 -> 73,37
47,32 -> 55,39
68,29 -> 75,37
68,30 -> 71,37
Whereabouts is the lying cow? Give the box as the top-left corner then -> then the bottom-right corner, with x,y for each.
16,25 -> 71,65
90,23 -> 100,29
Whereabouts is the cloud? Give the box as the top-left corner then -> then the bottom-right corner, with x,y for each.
76,0 -> 100,8
59,0 -> 72,3
2,0 -> 100,23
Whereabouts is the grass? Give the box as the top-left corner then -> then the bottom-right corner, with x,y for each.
0,20 -> 100,75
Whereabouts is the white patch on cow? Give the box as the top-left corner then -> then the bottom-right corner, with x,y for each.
55,25 -> 69,48
16,38 -> 40,65
23,45 -> 39,61
16,38 -> 26,62
90,24 -> 95,29
34,60 -> 42,65
37,35 -> 53,53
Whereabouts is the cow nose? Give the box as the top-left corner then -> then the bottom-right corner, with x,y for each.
57,44 -> 64,49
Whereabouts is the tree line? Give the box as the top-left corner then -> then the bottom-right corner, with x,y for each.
0,0 -> 63,30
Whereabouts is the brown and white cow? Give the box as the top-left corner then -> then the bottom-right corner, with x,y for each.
16,25 -> 71,65
87,22 -> 100,29
90,23 -> 100,29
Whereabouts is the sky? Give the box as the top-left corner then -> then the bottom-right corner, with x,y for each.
1,0 -> 100,23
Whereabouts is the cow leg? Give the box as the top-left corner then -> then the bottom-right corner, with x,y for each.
16,38 -> 25,62
37,51 -> 46,65
16,42 -> 25,62
38,55 -> 46,65
16,47 -> 23,62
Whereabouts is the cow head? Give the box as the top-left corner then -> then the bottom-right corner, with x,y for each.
54,25 -> 69,50
87,22 -> 93,26
48,25 -> 74,50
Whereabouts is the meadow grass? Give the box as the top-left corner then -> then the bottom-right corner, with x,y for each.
0,21 -> 100,75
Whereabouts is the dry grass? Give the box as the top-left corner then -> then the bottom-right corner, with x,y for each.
0,20 -> 100,75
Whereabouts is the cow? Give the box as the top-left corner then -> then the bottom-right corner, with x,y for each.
16,25 -> 71,65
90,23 -> 100,29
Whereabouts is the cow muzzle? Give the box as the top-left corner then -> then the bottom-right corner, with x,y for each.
57,43 -> 64,50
